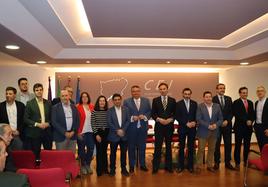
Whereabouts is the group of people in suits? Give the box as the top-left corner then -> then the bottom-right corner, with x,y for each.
0,77 -> 267,180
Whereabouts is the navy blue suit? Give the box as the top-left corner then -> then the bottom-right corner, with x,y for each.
123,97 -> 151,168
151,96 -> 176,171
213,95 -> 233,164
254,99 -> 268,151
175,99 -> 197,170
233,98 -> 255,165
51,103 -> 80,142
107,106 -> 130,171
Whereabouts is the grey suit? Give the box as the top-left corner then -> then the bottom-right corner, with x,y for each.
196,103 -> 223,167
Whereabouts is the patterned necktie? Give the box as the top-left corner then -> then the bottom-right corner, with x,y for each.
162,96 -> 167,110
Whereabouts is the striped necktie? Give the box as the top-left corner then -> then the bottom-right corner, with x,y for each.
162,96 -> 167,110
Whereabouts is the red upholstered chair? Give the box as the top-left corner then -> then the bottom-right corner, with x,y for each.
17,168 -> 69,187
243,144 -> 268,187
12,150 -> 36,169
248,144 -> 268,172
40,150 -> 80,179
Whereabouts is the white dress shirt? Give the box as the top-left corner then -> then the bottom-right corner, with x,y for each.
62,103 -> 73,131
184,99 -> 190,112
205,103 -> 213,119
256,97 -> 266,124
115,106 -> 122,127
6,102 -> 17,130
217,95 -> 225,107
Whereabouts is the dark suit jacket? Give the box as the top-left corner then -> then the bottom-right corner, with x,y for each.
0,101 -> 25,139
23,98 -> 52,139
123,97 -> 151,131
212,95 -> 233,124
196,103 -> 223,138
0,172 -> 29,187
151,96 -> 176,129
255,99 -> 268,129
51,103 -> 80,142
175,99 -> 197,133
107,106 -> 130,142
232,98 -> 255,132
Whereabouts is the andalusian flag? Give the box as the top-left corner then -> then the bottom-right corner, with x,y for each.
57,77 -> 61,97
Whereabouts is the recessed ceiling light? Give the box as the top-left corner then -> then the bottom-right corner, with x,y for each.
240,62 -> 249,66
86,60 -> 91,64
5,45 -> 20,50
166,61 -> 171,64
203,61 -> 208,64
36,61 -> 47,64
127,61 -> 131,64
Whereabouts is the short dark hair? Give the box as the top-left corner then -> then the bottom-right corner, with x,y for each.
216,83 -> 225,89
239,86 -> 248,93
6,87 -> 17,94
158,82 -> 168,89
182,88 -> 192,94
203,91 -> 212,97
112,93 -> 122,100
18,77 -> 27,86
94,95 -> 108,111
131,85 -> 140,90
33,83 -> 43,92
79,92 -> 91,104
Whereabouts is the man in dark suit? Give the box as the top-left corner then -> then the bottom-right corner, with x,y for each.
52,85 -> 75,105
196,91 -> 223,174
123,85 -> 151,173
152,82 -> 176,174
254,86 -> 268,152
213,83 -> 235,170
0,87 -> 25,150
175,88 -> 197,173
233,87 -> 255,169
108,93 -> 130,177
51,90 -> 79,154
24,83 -> 52,160
0,137 -> 29,187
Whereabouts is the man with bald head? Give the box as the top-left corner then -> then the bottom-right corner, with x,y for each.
0,124 -> 16,172
52,85 -> 75,105
254,86 -> 268,152
51,90 -> 79,153
0,137 -> 29,187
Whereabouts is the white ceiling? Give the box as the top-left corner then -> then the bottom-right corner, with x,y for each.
0,0 -> 268,65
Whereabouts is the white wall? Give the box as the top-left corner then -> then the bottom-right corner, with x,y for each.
0,65 -> 55,101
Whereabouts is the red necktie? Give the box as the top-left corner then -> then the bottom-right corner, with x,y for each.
243,100 -> 248,113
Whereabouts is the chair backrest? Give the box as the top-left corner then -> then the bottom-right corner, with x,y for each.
12,151 -> 36,169
261,144 -> 268,171
17,168 -> 69,187
40,150 -> 79,178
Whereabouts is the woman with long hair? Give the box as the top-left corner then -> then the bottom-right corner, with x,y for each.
76,92 -> 95,175
91,95 -> 109,176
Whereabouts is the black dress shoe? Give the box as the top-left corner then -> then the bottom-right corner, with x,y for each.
109,170 -> 116,177
176,168 -> 184,173
140,166 -> 148,172
129,166 -> 134,173
121,169 -> 130,177
225,163 -> 235,170
188,168 -> 194,173
207,167 -> 216,173
235,164 -> 240,170
165,168 -> 173,173
213,163 -> 219,170
152,168 -> 158,174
